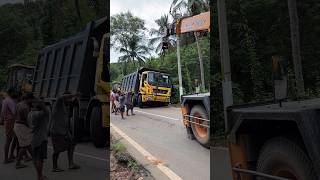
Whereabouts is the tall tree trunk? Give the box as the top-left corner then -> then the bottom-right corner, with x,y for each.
194,32 -> 205,91
288,0 -> 305,97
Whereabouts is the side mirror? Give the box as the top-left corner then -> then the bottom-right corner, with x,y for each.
272,56 -> 288,102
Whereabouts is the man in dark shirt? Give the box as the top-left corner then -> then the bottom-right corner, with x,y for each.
119,91 -> 125,120
50,91 -> 80,172
29,98 -> 49,180
125,91 -> 135,116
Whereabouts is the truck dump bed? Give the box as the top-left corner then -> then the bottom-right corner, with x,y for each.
32,18 -> 108,99
121,71 -> 139,94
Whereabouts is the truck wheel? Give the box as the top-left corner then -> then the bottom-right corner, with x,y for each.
190,105 -> 210,147
90,106 -> 108,148
257,137 -> 316,180
138,94 -> 143,108
70,106 -> 82,140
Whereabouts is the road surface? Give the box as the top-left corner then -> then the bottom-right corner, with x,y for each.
111,106 -> 210,180
0,127 -> 108,180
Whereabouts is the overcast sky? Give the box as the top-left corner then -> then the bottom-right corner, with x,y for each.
110,0 -> 173,63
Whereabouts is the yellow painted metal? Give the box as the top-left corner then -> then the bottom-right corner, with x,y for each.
140,81 -> 171,103
95,33 -> 110,128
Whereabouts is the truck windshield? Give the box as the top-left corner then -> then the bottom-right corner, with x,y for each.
148,72 -> 171,88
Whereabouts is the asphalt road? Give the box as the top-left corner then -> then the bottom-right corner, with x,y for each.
0,126 -> 108,180
111,105 -> 210,180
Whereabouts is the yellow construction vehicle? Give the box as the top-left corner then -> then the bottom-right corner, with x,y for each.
121,67 -> 172,108
2,64 -> 34,97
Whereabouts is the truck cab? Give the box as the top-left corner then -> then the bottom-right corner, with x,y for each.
138,69 -> 171,107
5,64 -> 34,96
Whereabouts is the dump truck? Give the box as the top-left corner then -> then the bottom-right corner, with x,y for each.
212,1 -> 320,179
32,17 -> 109,147
166,11 -> 211,147
120,67 -> 172,108
3,64 -> 34,96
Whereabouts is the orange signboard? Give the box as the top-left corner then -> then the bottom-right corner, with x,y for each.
177,11 -> 210,35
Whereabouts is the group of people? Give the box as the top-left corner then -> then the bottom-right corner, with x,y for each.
111,89 -> 135,120
1,88 -> 81,180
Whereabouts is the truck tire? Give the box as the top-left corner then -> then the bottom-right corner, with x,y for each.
138,94 -> 143,108
190,105 -> 210,147
90,106 -> 108,148
70,106 -> 82,140
257,137 -> 316,180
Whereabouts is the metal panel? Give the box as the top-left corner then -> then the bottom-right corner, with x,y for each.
32,20 -> 99,99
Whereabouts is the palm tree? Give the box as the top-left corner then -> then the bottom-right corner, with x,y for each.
170,0 -> 209,90
118,35 -> 150,74
149,15 -> 176,55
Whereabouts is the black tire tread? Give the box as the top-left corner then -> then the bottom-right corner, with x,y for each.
257,137 -> 316,180
190,105 -> 210,147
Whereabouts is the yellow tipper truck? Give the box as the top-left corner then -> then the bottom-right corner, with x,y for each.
32,17 -> 110,147
121,67 -> 172,108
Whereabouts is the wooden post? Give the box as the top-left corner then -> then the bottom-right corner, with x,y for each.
288,0 -> 305,97
217,0 -> 233,130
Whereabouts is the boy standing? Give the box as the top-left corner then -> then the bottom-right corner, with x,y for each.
28,98 -> 49,180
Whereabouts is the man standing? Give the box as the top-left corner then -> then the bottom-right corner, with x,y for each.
125,91 -> 135,116
28,98 -> 49,180
119,91 -> 126,120
14,93 -> 33,169
1,88 -> 18,164
50,92 -> 80,172
111,90 -> 116,113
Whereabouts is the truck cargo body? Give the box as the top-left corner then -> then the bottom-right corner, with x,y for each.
32,17 -> 109,147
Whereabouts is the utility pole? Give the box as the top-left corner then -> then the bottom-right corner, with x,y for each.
217,0 -> 233,130
288,0 -> 305,98
177,35 -> 184,101
195,32 -> 206,91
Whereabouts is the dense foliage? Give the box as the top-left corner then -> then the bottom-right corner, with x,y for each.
211,0 -> 320,136
0,0 -> 106,88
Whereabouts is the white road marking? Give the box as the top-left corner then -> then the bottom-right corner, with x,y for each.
111,123 -> 183,180
48,146 -> 108,162
135,109 -> 181,121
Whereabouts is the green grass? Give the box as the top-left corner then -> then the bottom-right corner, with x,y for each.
111,142 -> 127,153
128,160 -> 140,173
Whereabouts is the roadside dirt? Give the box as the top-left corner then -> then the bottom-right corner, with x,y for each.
110,136 -> 154,180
